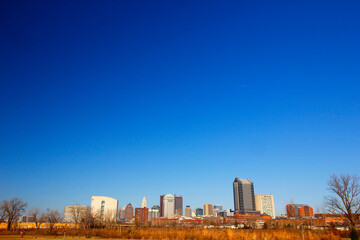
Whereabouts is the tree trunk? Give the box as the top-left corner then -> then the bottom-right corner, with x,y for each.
6,221 -> 11,231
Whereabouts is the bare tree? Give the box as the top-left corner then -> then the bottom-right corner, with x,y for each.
68,205 -> 86,224
28,208 -> 45,229
326,174 -> 360,240
43,209 -> 61,233
81,206 -> 96,229
0,198 -> 27,231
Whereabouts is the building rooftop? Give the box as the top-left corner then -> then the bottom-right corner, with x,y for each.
234,178 -> 253,184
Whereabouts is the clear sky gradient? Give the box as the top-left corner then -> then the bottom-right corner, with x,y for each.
1,0 -> 360,215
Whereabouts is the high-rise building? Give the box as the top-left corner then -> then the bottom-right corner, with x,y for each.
91,196 -> 118,222
233,178 -> 256,214
255,194 -> 276,219
64,205 -> 87,222
119,205 -> 126,220
160,195 -> 165,217
142,196 -> 147,208
124,203 -> 134,221
135,207 -> 149,225
204,203 -> 214,216
174,195 -> 183,216
214,204 -> 223,211
185,206 -> 192,217
286,204 -> 314,218
195,208 -> 204,216
163,194 -> 175,218
148,205 -> 160,221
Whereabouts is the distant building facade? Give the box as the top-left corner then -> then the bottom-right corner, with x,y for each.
64,205 -> 87,222
204,203 -> 214,216
195,208 -> 203,216
163,194 -> 175,218
149,205 -> 160,221
214,204 -> 223,210
174,195 -> 183,216
125,203 -> 134,221
286,204 -> 314,218
91,196 -> 118,222
185,206 -> 192,217
135,207 -> 149,225
233,178 -> 256,214
119,205 -> 126,220
255,194 -> 275,219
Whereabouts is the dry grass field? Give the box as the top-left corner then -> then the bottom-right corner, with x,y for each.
0,228 -> 344,240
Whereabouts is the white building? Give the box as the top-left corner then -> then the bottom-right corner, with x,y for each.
163,194 -> 175,218
255,194 -> 275,219
64,205 -> 87,222
91,196 -> 118,222
142,196 -> 147,208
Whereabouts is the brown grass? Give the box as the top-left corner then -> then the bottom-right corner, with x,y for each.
0,228 -> 341,240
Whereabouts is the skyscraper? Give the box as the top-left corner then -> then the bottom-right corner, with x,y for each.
142,196 -> 147,208
255,194 -> 275,219
204,203 -> 214,216
160,194 -> 164,217
174,195 -> 183,216
163,194 -> 175,218
185,206 -> 192,217
233,178 -> 256,214
124,203 -> 134,221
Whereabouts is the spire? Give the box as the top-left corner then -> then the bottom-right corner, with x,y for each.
142,196 -> 147,208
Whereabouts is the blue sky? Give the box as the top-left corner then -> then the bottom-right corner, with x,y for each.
1,0 -> 360,215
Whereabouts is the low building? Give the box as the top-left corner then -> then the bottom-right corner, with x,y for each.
286,204 -> 314,218
64,205 -> 87,222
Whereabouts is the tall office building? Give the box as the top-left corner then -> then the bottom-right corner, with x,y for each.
233,178 -> 256,214
204,203 -> 214,216
174,195 -> 183,216
124,203 -> 134,221
185,206 -> 192,217
163,194 -> 175,218
91,196 -> 118,222
160,195 -> 165,217
142,196 -> 147,208
255,194 -> 275,219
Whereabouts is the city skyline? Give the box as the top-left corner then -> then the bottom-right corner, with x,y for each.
1,0 -> 360,216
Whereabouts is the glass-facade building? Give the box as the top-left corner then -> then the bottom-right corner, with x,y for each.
233,178 -> 256,214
